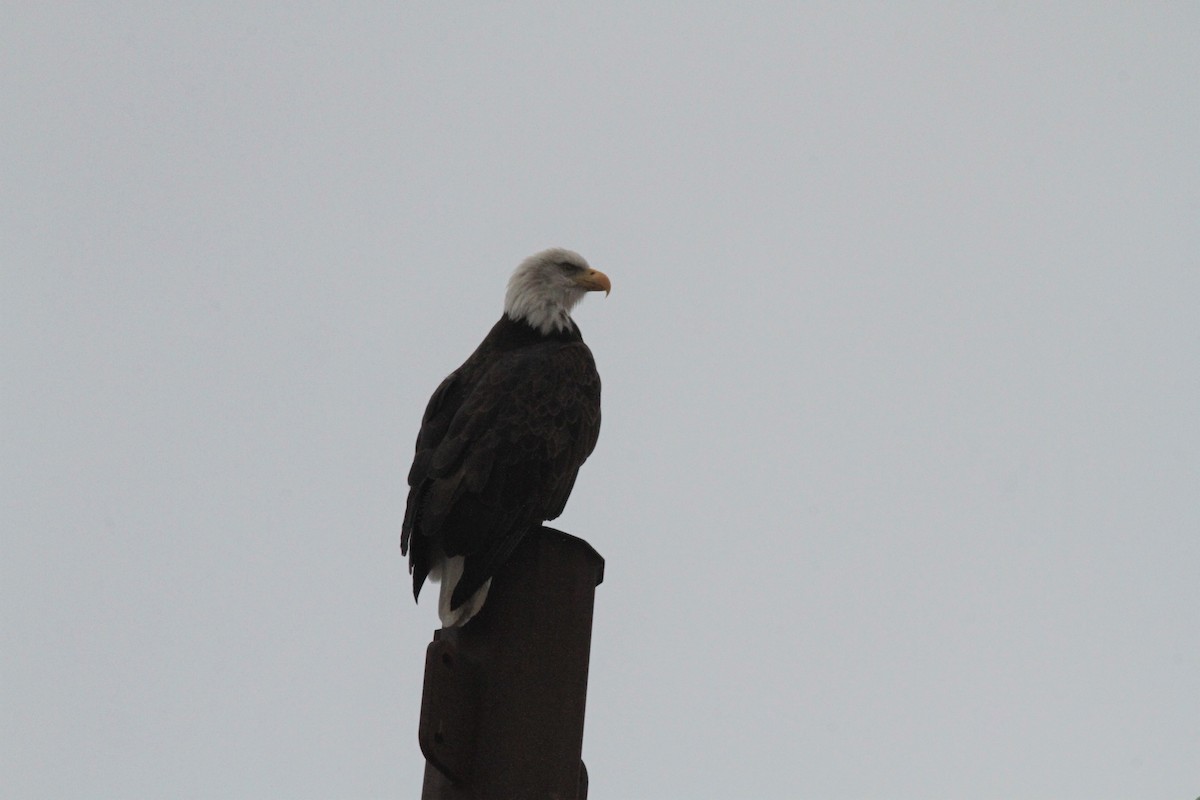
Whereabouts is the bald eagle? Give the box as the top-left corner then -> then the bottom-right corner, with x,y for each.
401,248 -> 609,627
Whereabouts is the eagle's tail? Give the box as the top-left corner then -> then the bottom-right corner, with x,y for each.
430,555 -> 492,628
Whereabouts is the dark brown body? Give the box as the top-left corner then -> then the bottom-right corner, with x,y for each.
402,314 -> 602,611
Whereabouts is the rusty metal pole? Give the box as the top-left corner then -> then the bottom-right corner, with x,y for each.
417,526 -> 604,800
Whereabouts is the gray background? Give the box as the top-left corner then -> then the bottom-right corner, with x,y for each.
4,4 -> 1197,798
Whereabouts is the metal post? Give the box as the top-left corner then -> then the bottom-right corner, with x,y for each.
417,526 -> 604,800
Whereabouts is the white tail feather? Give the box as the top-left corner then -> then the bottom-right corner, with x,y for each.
430,555 -> 492,628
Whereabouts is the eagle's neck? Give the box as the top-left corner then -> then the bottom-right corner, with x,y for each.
487,314 -> 582,348
505,306 -> 574,336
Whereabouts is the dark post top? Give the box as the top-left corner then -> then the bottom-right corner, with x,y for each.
418,526 -> 604,800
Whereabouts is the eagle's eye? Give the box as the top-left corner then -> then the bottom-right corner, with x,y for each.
557,261 -> 584,274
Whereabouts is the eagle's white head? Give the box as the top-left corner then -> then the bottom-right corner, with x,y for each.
504,248 -> 611,335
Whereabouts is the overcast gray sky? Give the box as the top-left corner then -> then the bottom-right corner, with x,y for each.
4,4 -> 1198,799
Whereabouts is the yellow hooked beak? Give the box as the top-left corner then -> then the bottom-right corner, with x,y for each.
575,268 -> 611,296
